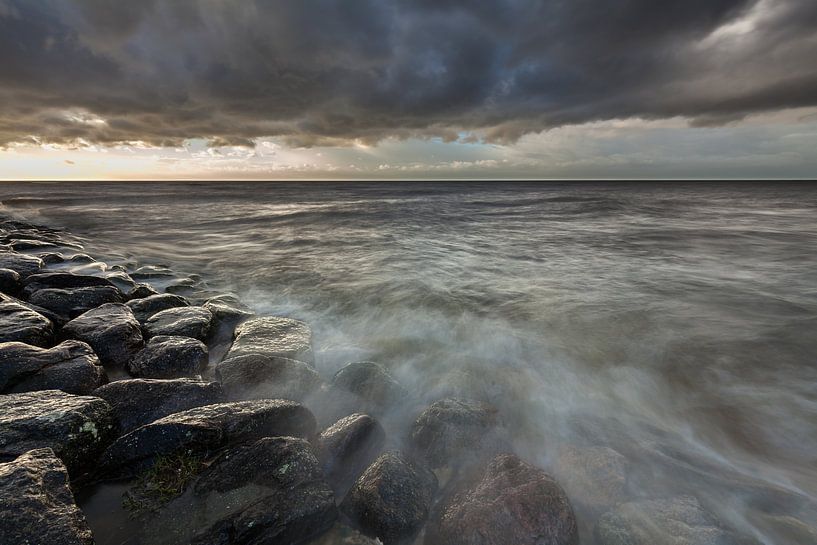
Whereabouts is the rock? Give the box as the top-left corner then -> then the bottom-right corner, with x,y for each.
0,291 -> 68,326
100,270 -> 137,293
93,378 -> 225,434
130,265 -> 175,281
317,413 -> 385,494
38,252 -> 66,265
62,303 -> 144,369
126,293 -> 189,322
342,451 -> 438,545
9,238 -> 62,251
0,390 -> 116,475
332,361 -> 408,410
98,400 -> 317,478
594,496 -> 759,545
310,524 -> 384,545
215,354 -> 322,401
0,448 -> 94,545
0,340 -> 106,395
425,453 -> 579,545
553,445 -> 629,517
226,316 -> 314,364
204,294 -> 254,326
127,283 -> 159,300
28,286 -> 124,318
127,335 -> 208,379
144,306 -> 213,341
20,271 -> 119,298
153,437 -> 337,545
410,398 -> 501,469
0,268 -> 21,294
0,299 -> 54,346
0,251 -> 43,278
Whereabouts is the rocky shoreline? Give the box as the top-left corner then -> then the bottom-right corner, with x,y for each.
0,217 -> 776,545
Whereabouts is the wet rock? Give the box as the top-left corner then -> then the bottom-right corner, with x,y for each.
410,398 -> 500,469
425,453 -> 579,545
332,361 -> 408,410
130,265 -> 175,281
226,315 -> 314,364
317,413 -> 385,493
0,291 -> 68,326
98,399 -> 316,478
0,340 -> 106,395
342,451 -> 438,545
216,353 -> 322,401
126,292 -> 189,323
553,445 -> 629,517
93,378 -> 225,433
595,496 -> 759,545
127,283 -> 159,300
0,299 -> 54,346
39,252 -> 66,265
0,448 -> 94,545
28,285 -> 124,318
0,268 -> 21,294
0,390 -> 117,475
62,303 -> 144,369
0,251 -> 44,278
127,335 -> 208,379
204,294 -> 254,326
144,306 -> 213,341
21,271 -> 119,298
9,238 -> 62,252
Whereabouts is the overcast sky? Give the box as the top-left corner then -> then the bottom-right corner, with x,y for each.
1,0 -> 816,179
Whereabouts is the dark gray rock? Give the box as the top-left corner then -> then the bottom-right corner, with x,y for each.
317,413 -> 385,494
0,299 -> 54,347
62,303 -> 144,369
127,335 -> 208,379
0,292 -> 68,326
127,283 -> 159,300
0,251 -> 44,278
226,316 -> 314,364
0,340 -> 106,395
28,286 -> 124,318
144,306 -> 213,341
130,265 -> 175,281
332,361 -> 408,410
0,268 -> 21,294
204,294 -> 254,326
9,238 -> 62,251
0,390 -> 117,475
98,400 -> 317,478
425,453 -> 579,545
100,270 -> 137,293
21,271 -> 119,298
410,398 -> 501,469
126,293 -> 189,323
553,445 -> 629,518
38,252 -> 66,265
215,354 -> 321,401
594,496 -> 760,545
93,378 -> 225,434
342,451 -> 438,545
0,448 -> 94,545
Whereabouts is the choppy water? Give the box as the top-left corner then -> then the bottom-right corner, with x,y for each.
2,181 -> 816,543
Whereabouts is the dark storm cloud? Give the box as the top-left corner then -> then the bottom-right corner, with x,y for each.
0,0 -> 815,147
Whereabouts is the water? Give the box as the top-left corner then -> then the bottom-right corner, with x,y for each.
2,181 -> 816,543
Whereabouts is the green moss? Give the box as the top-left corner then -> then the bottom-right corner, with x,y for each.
122,453 -> 205,516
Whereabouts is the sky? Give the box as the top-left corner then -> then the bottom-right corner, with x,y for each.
1,0 -> 816,180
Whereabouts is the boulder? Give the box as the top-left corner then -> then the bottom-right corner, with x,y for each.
127,283 -> 159,300
425,453 -> 579,545
215,354 -> 321,401
0,390 -> 117,475
39,252 -> 66,265
0,448 -> 94,545
410,398 -> 501,469
553,445 -> 629,517
317,413 -> 385,494
98,400 -> 317,478
0,268 -> 21,295
144,306 -> 213,341
332,361 -> 407,410
28,286 -> 124,318
342,451 -> 438,545
0,251 -> 43,278
93,378 -> 225,434
20,271 -> 119,298
126,293 -> 189,323
130,265 -> 175,281
127,335 -> 208,379
0,299 -> 54,347
595,496 -> 760,545
9,238 -> 62,251
204,294 -> 254,326
0,292 -> 68,326
226,316 -> 314,364
62,303 -> 144,369
0,340 -> 106,395
148,437 -> 337,545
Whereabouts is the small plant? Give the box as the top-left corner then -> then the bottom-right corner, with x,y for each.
122,452 -> 205,516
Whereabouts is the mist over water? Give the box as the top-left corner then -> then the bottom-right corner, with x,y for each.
2,181 -> 816,543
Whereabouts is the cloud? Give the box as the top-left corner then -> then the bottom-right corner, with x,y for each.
0,0 -> 815,148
